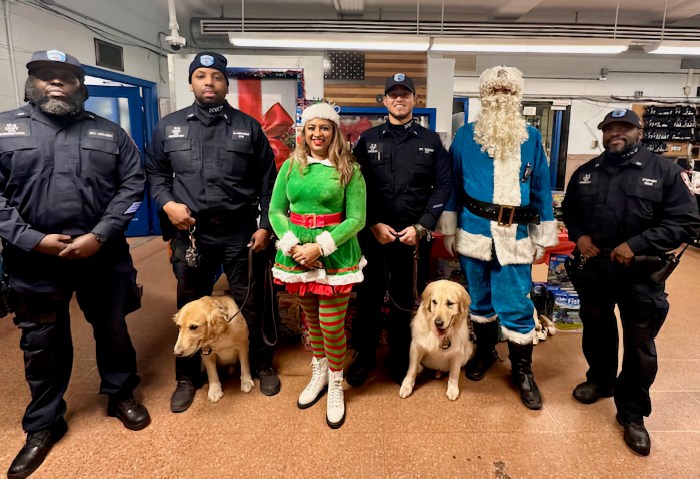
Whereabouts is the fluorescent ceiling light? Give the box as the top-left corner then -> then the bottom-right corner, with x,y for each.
229,32 -> 430,51
647,41 -> 700,55
430,38 -> 629,54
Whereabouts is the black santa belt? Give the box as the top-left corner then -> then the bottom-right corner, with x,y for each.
462,191 -> 540,227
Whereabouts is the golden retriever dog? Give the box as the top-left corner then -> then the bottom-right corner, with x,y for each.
400,280 -> 474,401
173,295 -> 254,402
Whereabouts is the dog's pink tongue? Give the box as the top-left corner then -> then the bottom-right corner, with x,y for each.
437,328 -> 446,339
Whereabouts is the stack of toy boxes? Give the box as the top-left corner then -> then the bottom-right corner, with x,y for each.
544,254 -> 582,331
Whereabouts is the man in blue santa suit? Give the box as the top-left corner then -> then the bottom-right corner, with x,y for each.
438,66 -> 558,409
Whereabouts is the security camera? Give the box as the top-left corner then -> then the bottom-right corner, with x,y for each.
165,34 -> 187,51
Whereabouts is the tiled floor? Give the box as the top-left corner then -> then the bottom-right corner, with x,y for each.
1,238 -> 699,478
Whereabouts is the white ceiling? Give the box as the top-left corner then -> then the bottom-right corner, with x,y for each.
26,0 -> 700,52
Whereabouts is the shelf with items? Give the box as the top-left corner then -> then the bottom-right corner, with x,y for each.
633,103 -> 697,157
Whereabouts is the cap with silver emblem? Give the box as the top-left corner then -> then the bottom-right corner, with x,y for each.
26,50 -> 85,79
384,73 -> 415,94
597,109 -> 642,130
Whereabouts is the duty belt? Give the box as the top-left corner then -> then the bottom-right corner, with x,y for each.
289,212 -> 343,228
462,191 -> 540,227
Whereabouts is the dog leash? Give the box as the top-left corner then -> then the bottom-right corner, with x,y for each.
221,245 -> 278,348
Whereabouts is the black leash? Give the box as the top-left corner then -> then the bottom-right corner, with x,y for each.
222,246 -> 278,347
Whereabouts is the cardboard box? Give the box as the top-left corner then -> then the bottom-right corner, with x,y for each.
552,290 -> 582,331
547,254 -> 575,291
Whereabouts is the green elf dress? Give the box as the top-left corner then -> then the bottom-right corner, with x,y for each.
269,157 -> 367,295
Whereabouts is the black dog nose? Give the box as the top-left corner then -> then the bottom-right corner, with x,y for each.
434,319 -> 444,328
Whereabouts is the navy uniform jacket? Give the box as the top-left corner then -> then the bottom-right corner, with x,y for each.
145,102 -> 276,230
353,120 -> 452,230
0,103 -> 145,252
562,146 -> 700,254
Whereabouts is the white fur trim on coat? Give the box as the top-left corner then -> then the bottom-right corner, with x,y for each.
276,231 -> 299,256
455,228 -> 493,261
528,220 -> 559,249
272,256 -> 367,285
471,313 -> 497,324
436,211 -> 457,237
315,231 -> 338,256
491,224 -> 541,265
501,325 -> 536,345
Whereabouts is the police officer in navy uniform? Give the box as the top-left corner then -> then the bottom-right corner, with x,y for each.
0,50 -> 150,479
348,73 -> 452,386
146,52 -> 280,412
562,108 -> 700,456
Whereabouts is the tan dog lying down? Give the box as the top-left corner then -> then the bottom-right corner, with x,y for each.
400,280 -> 475,401
173,295 -> 254,402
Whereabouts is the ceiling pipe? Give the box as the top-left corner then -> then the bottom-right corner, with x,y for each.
3,0 -> 21,107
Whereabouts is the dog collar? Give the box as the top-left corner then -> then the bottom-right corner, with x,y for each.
201,346 -> 212,355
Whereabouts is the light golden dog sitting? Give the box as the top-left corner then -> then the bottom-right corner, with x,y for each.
173,295 -> 254,402
400,280 -> 475,401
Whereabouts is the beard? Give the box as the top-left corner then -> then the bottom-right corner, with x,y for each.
474,94 -> 528,162
25,78 -> 87,116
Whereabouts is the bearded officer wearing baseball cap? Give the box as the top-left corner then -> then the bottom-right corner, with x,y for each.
562,108 -> 700,455
1,50 -> 149,478
348,73 -> 452,386
146,52 -> 280,411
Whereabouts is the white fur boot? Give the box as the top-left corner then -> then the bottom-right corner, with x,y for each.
297,356 -> 328,409
326,369 -> 345,429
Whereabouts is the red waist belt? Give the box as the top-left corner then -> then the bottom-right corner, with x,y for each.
289,212 -> 343,228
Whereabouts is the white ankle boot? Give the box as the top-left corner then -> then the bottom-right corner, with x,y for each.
297,356 -> 328,409
326,369 -> 345,429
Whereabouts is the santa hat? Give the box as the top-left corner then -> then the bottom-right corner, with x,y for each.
301,102 -> 340,128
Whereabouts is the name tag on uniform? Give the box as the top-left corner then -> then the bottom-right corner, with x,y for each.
232,130 -> 250,140
418,147 -> 434,154
0,121 -> 30,137
579,173 -> 592,185
641,177 -> 658,187
87,129 -> 115,140
166,125 -> 189,139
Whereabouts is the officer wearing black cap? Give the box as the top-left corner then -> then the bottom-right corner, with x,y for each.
562,108 -> 700,456
348,73 -> 452,386
146,52 -> 280,411
0,50 -> 150,479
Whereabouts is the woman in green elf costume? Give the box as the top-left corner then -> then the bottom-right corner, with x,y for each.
268,102 -> 367,429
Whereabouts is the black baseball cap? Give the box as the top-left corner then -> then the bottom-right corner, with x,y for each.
26,50 -> 85,79
597,109 -> 642,130
384,73 -> 415,94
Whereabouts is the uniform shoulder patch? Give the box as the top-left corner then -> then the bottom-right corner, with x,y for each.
680,171 -> 694,193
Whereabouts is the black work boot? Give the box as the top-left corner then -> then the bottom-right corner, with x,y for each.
616,414 -> 651,456
108,395 -> 151,431
465,320 -> 500,381
8,418 -> 68,479
573,381 -> 614,405
508,341 -> 542,410
170,379 -> 197,413
256,367 -> 281,397
346,350 -> 377,388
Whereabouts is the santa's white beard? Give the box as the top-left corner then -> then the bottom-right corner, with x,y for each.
474,94 -> 528,163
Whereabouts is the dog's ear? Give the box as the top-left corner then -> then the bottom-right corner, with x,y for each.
422,282 -> 434,313
458,285 -> 471,320
172,312 -> 179,324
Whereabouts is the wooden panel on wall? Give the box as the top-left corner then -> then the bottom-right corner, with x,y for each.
324,51 -> 428,107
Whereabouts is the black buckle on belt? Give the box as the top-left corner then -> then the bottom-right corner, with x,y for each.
497,205 -> 516,227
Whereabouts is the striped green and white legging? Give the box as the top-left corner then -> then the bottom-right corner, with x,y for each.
297,293 -> 350,371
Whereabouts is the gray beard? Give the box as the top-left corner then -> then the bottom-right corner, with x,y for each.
25,83 -> 85,116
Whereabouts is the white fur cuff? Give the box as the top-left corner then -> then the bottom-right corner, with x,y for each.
501,326 -> 536,345
529,220 -> 559,249
315,231 -> 337,256
471,313 -> 497,324
436,211 -> 457,236
276,231 -> 300,256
